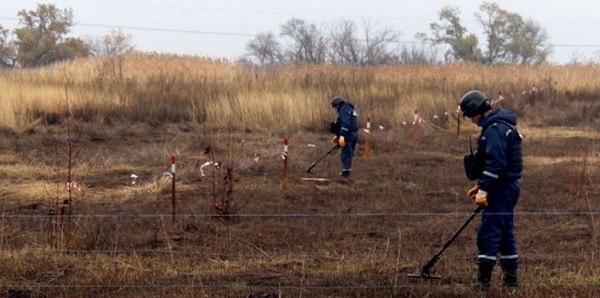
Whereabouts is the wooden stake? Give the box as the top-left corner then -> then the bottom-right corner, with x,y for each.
171,155 -> 176,222
413,109 -> 419,144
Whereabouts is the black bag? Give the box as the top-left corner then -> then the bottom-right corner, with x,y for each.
464,136 -> 484,181
330,121 -> 341,134
464,151 -> 484,181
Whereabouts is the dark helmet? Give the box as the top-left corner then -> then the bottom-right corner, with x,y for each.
460,90 -> 491,118
331,96 -> 345,108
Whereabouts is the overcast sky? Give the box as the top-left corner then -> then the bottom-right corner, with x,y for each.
2,0 -> 600,64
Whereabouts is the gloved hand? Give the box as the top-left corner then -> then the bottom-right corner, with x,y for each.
338,136 -> 346,147
467,185 -> 479,200
332,135 -> 339,144
474,190 -> 488,207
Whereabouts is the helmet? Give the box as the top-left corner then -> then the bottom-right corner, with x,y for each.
331,96 -> 345,108
460,90 -> 491,118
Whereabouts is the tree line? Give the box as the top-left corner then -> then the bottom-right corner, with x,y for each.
244,2 -> 552,65
1,2 -> 551,68
0,4 -> 134,68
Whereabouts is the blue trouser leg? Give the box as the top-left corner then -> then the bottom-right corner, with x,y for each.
499,180 -> 520,270
477,180 -> 520,269
340,131 -> 357,175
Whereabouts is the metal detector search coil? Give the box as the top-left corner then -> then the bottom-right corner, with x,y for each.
408,206 -> 483,279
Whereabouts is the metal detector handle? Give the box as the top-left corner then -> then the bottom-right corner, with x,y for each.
306,144 -> 340,173
469,135 -> 474,155
327,143 -> 341,153
420,206 -> 483,274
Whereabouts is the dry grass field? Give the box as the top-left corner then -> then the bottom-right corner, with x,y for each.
0,54 -> 598,297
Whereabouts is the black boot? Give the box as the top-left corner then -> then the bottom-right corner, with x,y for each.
475,263 -> 494,287
503,268 -> 518,287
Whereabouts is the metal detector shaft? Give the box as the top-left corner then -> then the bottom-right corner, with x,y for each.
413,206 -> 483,278
306,144 -> 340,173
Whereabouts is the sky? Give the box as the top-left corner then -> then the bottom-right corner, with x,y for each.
2,0 -> 600,64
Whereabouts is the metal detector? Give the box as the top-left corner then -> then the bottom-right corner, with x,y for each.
306,144 -> 340,173
408,206 -> 483,279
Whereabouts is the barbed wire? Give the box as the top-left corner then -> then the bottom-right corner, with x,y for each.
0,206 -> 596,291
0,281 -> 598,290
0,211 -> 598,219
1,247 -> 589,262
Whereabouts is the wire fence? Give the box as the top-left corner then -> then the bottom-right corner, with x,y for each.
1,211 -> 599,219
0,210 -> 597,296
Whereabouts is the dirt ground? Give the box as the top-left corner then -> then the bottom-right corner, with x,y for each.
0,119 -> 598,297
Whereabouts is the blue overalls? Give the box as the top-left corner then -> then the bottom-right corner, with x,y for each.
475,109 -> 523,271
335,102 -> 358,176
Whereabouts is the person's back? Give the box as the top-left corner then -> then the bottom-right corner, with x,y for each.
476,108 -> 523,185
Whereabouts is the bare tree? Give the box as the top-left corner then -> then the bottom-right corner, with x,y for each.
245,18 -> 414,66
594,50 -> 600,64
567,49 -> 588,65
245,31 -> 282,65
362,21 -> 401,66
280,18 -> 328,64
328,19 -> 402,66
93,29 -> 136,57
329,20 -> 362,65
399,43 -> 441,65
87,29 -> 135,80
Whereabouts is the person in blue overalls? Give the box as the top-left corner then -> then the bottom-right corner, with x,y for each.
460,90 -> 523,287
330,96 -> 358,178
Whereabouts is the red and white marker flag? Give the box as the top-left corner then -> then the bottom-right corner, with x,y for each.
282,138 -> 289,159
170,156 -> 176,174
413,109 -> 419,125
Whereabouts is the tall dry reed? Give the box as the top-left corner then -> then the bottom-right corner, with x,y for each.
1,54 -> 599,131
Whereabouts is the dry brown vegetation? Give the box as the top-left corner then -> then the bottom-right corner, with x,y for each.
0,54 -> 598,297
